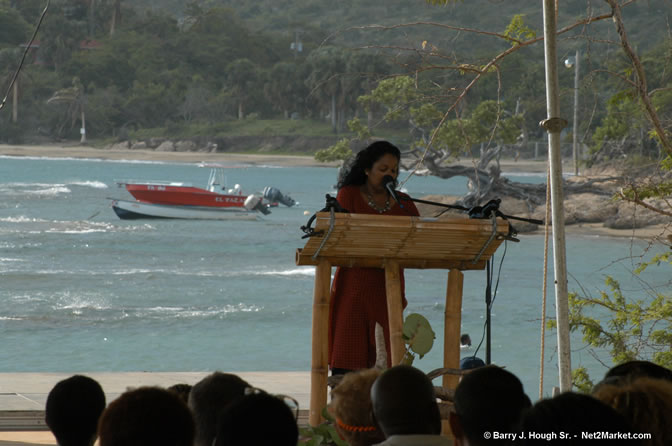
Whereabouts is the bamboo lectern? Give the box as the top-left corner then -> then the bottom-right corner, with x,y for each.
296,212 -> 510,426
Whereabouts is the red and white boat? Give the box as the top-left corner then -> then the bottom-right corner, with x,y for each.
111,167 -> 295,220
121,168 -> 248,208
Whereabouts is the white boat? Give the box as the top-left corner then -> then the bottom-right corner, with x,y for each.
111,199 -> 261,221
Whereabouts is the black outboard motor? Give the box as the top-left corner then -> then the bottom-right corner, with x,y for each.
263,186 -> 297,207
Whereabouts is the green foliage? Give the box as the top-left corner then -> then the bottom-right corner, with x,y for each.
620,181 -> 672,201
265,62 -> 309,117
565,269 -> 672,385
571,367 -> 593,393
358,76 -> 418,122
0,3 -> 31,46
298,407 -> 349,446
315,118 -> 372,163
591,92 -> 645,152
503,15 -> 537,45
0,120 -> 24,144
346,118 -> 371,141
3,0 -> 670,157
661,155 -> 672,171
131,119 -> 336,142
358,72 -> 523,159
11,0 -> 46,24
315,138 -> 352,163
402,313 -> 436,365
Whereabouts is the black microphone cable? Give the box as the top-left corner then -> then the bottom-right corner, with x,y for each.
471,240 -> 508,363
0,0 -> 50,113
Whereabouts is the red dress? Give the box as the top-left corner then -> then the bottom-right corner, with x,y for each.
328,185 -> 420,370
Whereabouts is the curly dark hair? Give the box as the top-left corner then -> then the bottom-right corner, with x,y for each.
337,141 -> 401,190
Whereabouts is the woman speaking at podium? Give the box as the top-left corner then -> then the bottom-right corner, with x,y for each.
329,141 -> 419,375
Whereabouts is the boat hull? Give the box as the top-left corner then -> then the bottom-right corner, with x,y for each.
111,199 -> 260,221
123,184 -> 247,208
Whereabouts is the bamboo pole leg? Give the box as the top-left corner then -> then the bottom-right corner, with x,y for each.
443,269 -> 464,390
309,259 -> 332,426
384,260 -> 405,365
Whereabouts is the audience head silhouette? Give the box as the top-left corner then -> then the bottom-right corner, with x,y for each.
188,371 -> 250,446
214,392 -> 298,446
167,383 -> 192,404
370,365 -> 441,437
459,356 -> 485,370
45,374 -> 106,446
520,392 -> 635,445
593,376 -> 672,446
98,386 -> 194,446
450,365 -> 531,446
330,368 -> 385,446
604,360 -> 672,383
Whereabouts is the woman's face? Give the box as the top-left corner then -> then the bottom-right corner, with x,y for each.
365,153 -> 399,188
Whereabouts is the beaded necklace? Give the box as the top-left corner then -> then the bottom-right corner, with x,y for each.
335,417 -> 378,433
366,193 -> 391,213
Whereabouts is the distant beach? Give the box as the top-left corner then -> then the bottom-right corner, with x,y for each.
0,143 -> 338,168
0,143 -> 550,172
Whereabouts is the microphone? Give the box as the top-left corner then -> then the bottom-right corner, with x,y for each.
382,175 -> 403,208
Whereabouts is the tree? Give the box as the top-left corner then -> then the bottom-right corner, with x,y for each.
225,58 -> 260,120
265,61 -> 308,118
589,92 -> 650,162
178,76 -> 212,122
343,50 -> 391,129
39,5 -> 88,72
110,0 -> 122,35
47,77 -> 87,142
305,46 -> 347,132
0,3 -> 31,46
554,254 -> 672,392
122,79 -> 176,128
315,3 -> 671,211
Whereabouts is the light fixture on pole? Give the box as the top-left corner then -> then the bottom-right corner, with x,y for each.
564,50 -> 580,176
290,29 -> 303,60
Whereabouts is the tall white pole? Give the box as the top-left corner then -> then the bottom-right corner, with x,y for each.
572,49 -> 580,176
541,0 -> 572,392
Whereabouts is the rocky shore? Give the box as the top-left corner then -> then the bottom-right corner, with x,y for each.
105,135 -> 340,155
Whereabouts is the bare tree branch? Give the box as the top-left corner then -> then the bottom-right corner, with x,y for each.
605,0 -> 672,156
618,188 -> 672,218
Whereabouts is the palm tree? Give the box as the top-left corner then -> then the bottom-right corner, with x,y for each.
87,0 -> 96,37
47,77 -> 87,143
110,0 -> 122,35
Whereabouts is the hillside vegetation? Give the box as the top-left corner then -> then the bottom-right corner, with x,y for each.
0,0 -> 670,162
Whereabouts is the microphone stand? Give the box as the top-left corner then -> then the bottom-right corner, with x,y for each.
485,259 -> 492,365
400,196 -> 544,226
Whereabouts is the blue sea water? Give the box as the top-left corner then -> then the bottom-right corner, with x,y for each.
0,156 -> 668,399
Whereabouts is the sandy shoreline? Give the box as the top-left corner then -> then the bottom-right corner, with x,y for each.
0,143 -> 341,168
2,143 -> 668,242
0,143 -> 553,172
